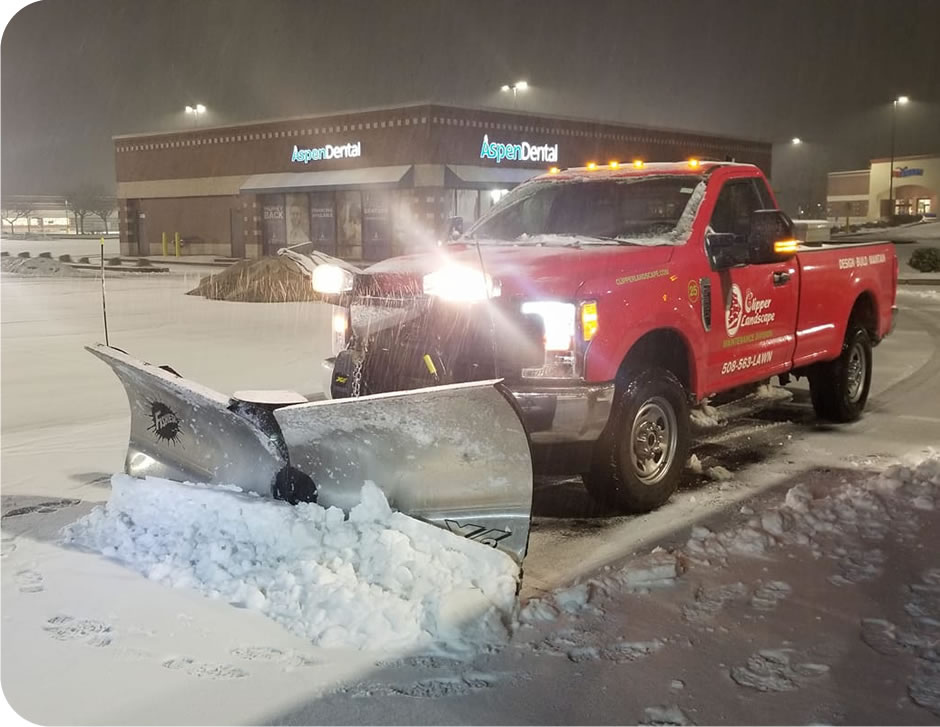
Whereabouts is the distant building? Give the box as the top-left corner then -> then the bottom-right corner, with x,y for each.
113,103 -> 772,260
0,195 -> 117,236
827,154 -> 939,223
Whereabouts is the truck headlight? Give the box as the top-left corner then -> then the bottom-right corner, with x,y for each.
521,301 -> 575,351
423,265 -> 500,302
312,264 -> 354,294
520,301 -> 578,378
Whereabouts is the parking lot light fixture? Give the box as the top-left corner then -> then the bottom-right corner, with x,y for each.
500,81 -> 529,108
889,96 -> 910,216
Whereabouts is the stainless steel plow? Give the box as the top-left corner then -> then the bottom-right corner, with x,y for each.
88,344 -> 533,563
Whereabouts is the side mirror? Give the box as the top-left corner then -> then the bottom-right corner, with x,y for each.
446,216 -> 464,240
748,209 -> 797,264
706,233 -> 749,271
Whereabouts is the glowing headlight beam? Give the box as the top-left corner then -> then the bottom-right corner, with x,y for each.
521,301 -> 576,352
312,264 -> 355,294
423,265 -> 500,302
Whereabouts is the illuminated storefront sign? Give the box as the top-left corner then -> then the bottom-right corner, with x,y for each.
893,166 -> 924,178
291,142 -> 361,164
479,134 -> 559,164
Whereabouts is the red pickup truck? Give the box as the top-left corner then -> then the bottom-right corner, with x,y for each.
313,161 -> 898,513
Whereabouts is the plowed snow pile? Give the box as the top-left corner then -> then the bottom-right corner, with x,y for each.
62,475 -> 519,652
187,256 -> 320,302
1,256 -> 92,277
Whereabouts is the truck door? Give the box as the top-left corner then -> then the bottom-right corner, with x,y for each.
702,176 -> 799,393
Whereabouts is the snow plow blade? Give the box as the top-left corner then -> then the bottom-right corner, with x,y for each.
87,344 -> 533,563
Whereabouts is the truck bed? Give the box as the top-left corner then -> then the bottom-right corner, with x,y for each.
791,241 -> 897,368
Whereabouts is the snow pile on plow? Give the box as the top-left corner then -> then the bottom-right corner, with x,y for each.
63,475 -> 520,652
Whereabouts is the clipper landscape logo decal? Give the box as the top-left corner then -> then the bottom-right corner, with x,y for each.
725,284 -> 745,337
148,401 -> 182,445
725,284 -> 774,338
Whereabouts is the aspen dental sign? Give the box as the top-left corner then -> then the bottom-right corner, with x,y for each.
479,134 -> 559,164
291,141 -> 361,164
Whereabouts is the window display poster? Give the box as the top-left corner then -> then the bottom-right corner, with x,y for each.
363,190 -> 391,261
261,194 -> 285,255
336,191 -> 362,258
308,191 -> 336,255
285,193 -> 311,246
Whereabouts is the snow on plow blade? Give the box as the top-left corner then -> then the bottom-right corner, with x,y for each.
87,344 -> 533,563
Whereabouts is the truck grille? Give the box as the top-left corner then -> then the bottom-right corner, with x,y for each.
351,296 -> 544,395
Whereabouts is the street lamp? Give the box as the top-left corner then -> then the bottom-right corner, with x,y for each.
500,81 -> 528,108
888,95 -> 910,218
184,103 -> 206,127
791,137 -> 802,145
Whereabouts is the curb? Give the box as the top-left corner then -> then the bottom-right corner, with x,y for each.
898,278 -> 940,286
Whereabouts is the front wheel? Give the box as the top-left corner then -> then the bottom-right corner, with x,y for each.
583,368 -> 690,513
808,323 -> 872,423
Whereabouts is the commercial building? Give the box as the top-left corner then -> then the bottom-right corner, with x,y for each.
114,103 -> 772,261
827,153 -> 939,224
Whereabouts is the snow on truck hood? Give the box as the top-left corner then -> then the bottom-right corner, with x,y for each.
365,241 -> 675,298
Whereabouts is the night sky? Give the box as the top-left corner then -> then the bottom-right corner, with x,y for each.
3,0 -> 939,211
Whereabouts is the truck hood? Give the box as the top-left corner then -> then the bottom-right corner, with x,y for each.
364,241 -> 675,299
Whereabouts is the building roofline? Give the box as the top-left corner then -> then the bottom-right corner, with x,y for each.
112,101 -> 771,147
869,153 -> 939,164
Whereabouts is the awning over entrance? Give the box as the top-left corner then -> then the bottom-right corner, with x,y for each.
240,165 -> 413,193
445,165 -> 543,187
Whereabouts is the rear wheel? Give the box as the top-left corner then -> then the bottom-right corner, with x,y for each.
583,368 -> 689,512
808,323 -> 872,422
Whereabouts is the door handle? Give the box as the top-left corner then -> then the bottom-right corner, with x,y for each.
773,271 -> 791,286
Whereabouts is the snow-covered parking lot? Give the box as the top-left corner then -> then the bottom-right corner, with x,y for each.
3,269 -> 940,724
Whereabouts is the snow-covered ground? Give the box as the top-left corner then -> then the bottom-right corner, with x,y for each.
3,270 -> 940,724
834,220 -> 940,243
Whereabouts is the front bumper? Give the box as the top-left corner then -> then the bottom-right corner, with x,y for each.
508,382 -> 615,444
320,357 -> 615,444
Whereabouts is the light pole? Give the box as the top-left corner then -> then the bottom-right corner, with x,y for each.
185,103 -> 206,128
888,95 -> 909,218
500,80 -> 528,109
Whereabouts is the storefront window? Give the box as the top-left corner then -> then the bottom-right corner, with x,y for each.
308,192 -> 337,255
285,193 -> 311,246
336,191 -> 362,260
363,191 -> 392,261
261,194 -> 286,255
456,189 -> 479,224
917,198 -> 931,215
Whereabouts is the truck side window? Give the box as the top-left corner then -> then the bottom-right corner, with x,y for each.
709,180 -> 763,239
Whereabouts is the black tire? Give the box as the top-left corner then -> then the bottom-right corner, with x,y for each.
583,368 -> 690,512
808,323 -> 872,423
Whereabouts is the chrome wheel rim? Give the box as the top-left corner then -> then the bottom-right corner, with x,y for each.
629,397 -> 677,486
847,341 -> 866,403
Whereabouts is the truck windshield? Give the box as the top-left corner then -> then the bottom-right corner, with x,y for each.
465,176 -> 704,245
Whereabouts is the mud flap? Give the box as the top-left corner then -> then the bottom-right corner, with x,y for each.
274,381 -> 534,563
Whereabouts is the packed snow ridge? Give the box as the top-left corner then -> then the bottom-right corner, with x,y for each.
63,475 -> 519,652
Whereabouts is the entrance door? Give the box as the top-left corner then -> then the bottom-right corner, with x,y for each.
703,177 -> 800,393
230,208 -> 245,258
